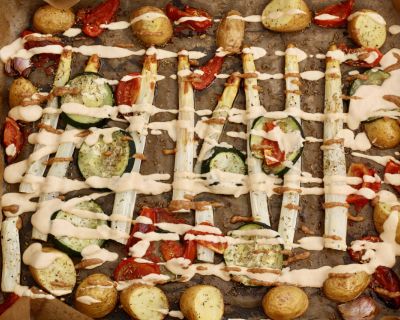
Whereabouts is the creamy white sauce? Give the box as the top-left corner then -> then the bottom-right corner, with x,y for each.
242,47 -> 267,60
80,245 -> 118,269
62,28 -> 82,37
5,144 -> 16,157
336,129 -> 371,151
389,25 -> 400,35
267,9 -> 306,20
300,70 -> 325,81
76,295 -> 101,305
226,15 -> 262,23
314,14 -> 339,21
22,243 -> 63,269
100,21 -> 131,30
348,11 -> 387,26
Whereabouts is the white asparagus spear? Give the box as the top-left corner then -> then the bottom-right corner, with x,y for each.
194,74 -> 241,262
111,53 -> 158,242
323,44 -> 347,251
19,50 -> 72,194
1,217 -> 21,292
32,55 -> 99,241
278,44 -> 302,250
242,51 -> 270,225
171,54 -> 195,211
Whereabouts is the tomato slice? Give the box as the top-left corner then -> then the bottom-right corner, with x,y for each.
338,44 -> 383,68
371,266 -> 400,309
191,55 -> 224,91
186,222 -> 227,254
116,72 -> 141,106
160,240 -> 185,261
0,293 -> 19,316
262,122 -> 285,167
384,160 -> 400,194
3,117 -> 24,164
77,0 -> 120,37
113,257 -> 160,281
346,163 -> 381,212
314,0 -> 355,28
166,3 -> 213,33
347,235 -> 381,263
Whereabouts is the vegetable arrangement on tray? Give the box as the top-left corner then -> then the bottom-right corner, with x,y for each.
0,0 -> 400,319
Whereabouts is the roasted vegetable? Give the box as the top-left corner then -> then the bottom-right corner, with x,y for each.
74,273 -> 117,318
364,118 -> 400,149
348,9 -> 387,49
9,77 -> 37,108
314,0 -> 355,28
374,202 -> 400,244
33,4 -> 75,34
2,117 -> 24,164
371,266 -> 400,309
216,10 -> 245,54
114,258 -> 160,281
385,160 -> 400,194
115,72 -> 141,106
191,55 -> 224,90
165,3 -> 212,33
261,0 -> 312,32
180,285 -> 224,320
131,6 -> 173,46
338,296 -> 379,320
323,272 -> 371,302
339,44 -> 383,68
120,284 -> 169,320
349,69 -> 390,97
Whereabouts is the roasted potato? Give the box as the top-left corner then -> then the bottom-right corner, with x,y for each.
180,285 -> 224,320
216,10 -> 245,54
131,6 -> 173,46
30,247 -> 76,296
261,0 -> 312,33
348,9 -> 387,49
9,77 -> 37,108
364,118 -> 400,149
374,201 -> 400,243
323,272 -> 371,303
33,4 -> 75,35
262,286 -> 309,320
74,273 -> 117,319
120,284 -> 169,320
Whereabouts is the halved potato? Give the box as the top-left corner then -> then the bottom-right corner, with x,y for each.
348,9 -> 387,48
374,201 -> 400,243
261,0 -> 312,33
323,272 -> 371,303
262,286 -> 309,320
364,118 -> 400,149
33,4 -> 75,34
216,10 -> 245,54
30,247 -> 76,296
131,6 -> 173,46
180,285 -> 224,320
74,273 -> 118,319
9,78 -> 37,108
120,284 -> 169,320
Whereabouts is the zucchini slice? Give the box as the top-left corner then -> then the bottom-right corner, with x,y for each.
223,223 -> 283,286
349,69 -> 390,96
52,201 -> 107,255
250,116 -> 304,176
61,72 -> 114,128
78,130 -> 135,179
201,147 -> 246,175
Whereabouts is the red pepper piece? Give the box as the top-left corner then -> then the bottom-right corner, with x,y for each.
3,117 -> 24,164
0,293 -> 20,316
384,160 -> 400,194
183,239 -> 197,262
191,55 -> 224,91
165,2 -> 212,33
338,44 -> 383,68
314,0 -> 355,28
113,257 -> 160,281
115,72 -> 141,106
262,122 -> 285,167
346,163 -> 381,212
347,235 -> 381,263
77,0 -> 120,38
371,266 -> 400,309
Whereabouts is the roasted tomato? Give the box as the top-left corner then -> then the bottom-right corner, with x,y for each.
160,240 -> 184,261
191,55 -> 224,91
347,235 -> 381,263
371,266 -> 400,309
113,257 -> 160,281
0,293 -> 20,316
186,222 -> 227,254
77,0 -> 120,37
165,2 -> 212,33
384,160 -> 400,194
346,163 -> 381,212
3,117 -> 24,164
338,44 -> 383,68
115,72 -> 141,106
314,0 -> 355,28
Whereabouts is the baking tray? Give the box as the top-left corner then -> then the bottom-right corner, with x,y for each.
0,0 -> 399,319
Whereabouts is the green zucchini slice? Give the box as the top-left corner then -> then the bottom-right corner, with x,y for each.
201,147 -> 247,175
349,69 -> 390,97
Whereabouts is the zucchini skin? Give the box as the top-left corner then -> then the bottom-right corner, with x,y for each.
60,72 -> 114,129
200,147 -> 247,175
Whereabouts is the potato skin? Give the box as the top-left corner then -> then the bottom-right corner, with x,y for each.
9,77 -> 37,108
323,272 -> 371,303
374,202 -> 400,243
131,6 -> 173,46
262,286 -> 308,320
74,273 -> 117,319
216,10 -> 245,54
364,118 -> 400,149
33,5 -> 75,35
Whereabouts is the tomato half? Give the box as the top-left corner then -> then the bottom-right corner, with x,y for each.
338,44 -> 383,68
160,240 -> 185,261
191,55 -> 224,91
113,257 -> 160,281
3,117 -> 24,164
115,72 -> 141,106
165,3 -> 212,33
314,0 -> 355,28
384,160 -> 400,194
346,163 -> 381,212
371,266 -> 400,309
